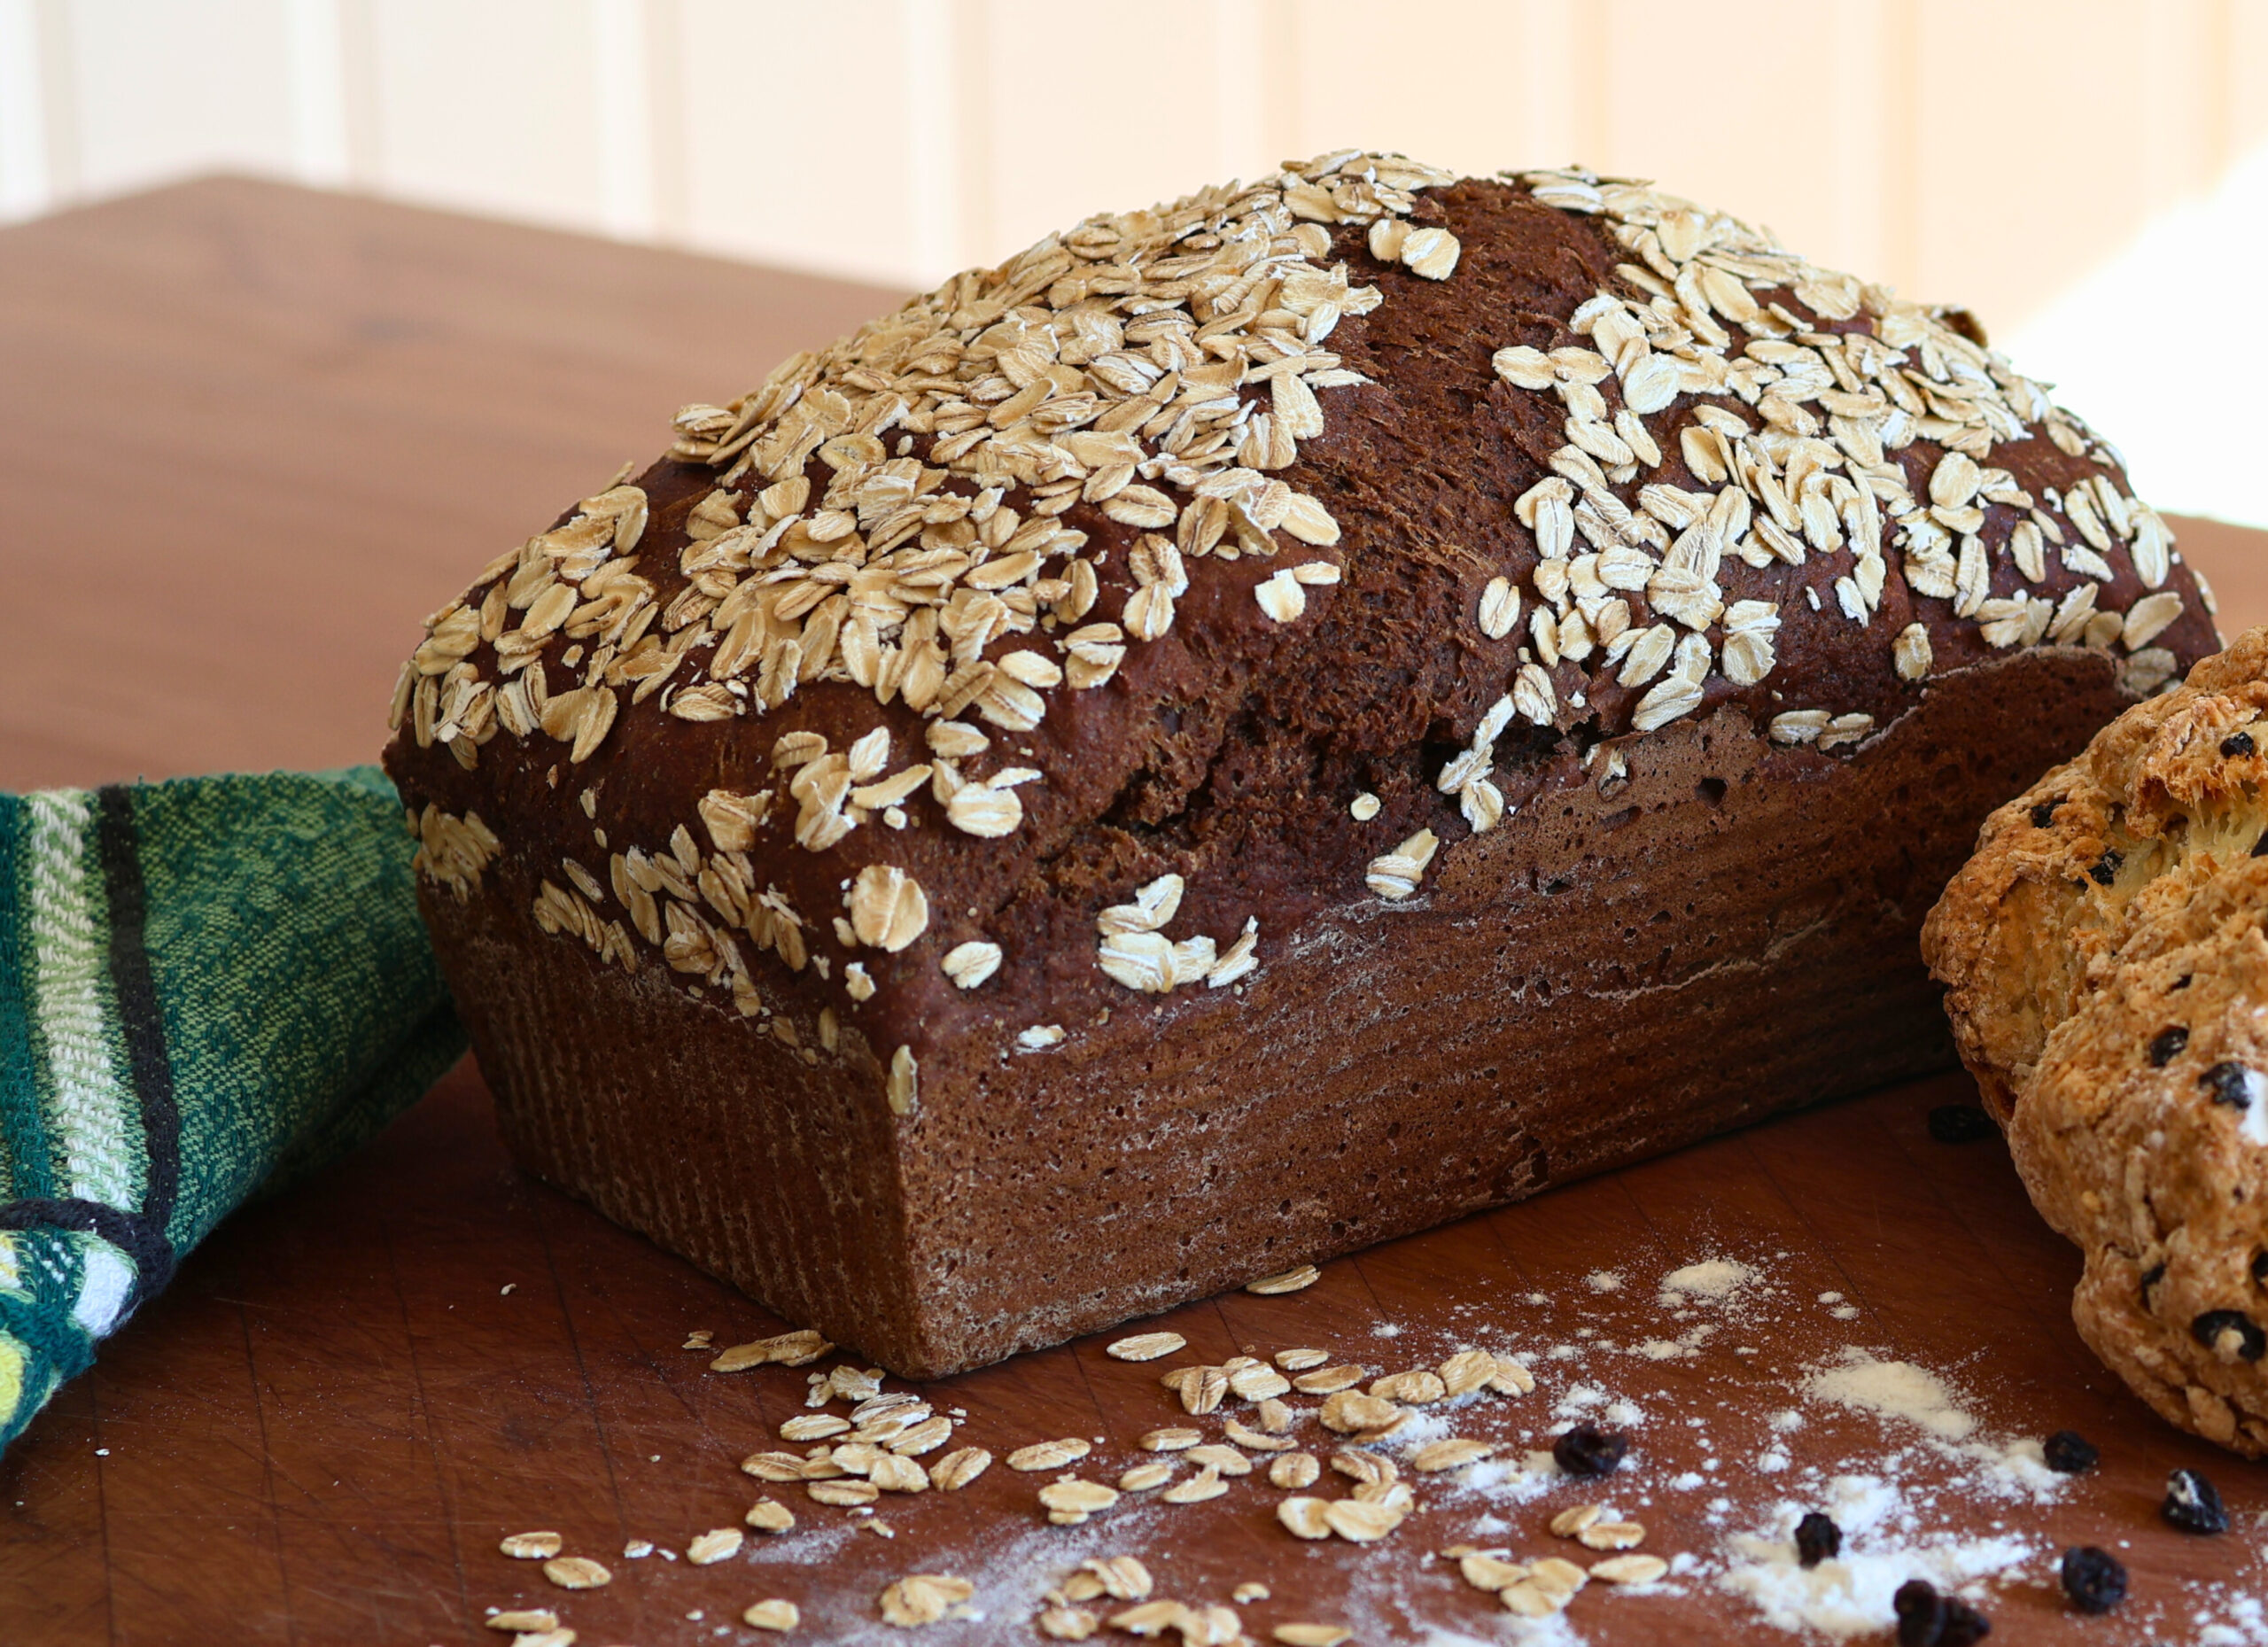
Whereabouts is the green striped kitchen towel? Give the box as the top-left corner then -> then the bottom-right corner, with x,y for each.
0,766 -> 462,1449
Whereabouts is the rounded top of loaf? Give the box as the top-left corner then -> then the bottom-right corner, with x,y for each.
385,151 -> 2220,1076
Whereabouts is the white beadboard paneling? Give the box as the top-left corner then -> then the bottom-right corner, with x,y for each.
1510,0 -> 1589,169
284,0 -> 350,186
900,0 -> 959,284
362,0 -> 610,234
970,0 -> 1262,268
1598,0 -> 1847,268
1286,0 -> 1532,177
2138,0 -> 2221,196
58,0 -> 299,198
1910,0 -> 2163,331
672,0 -> 920,288
589,0 -> 656,238
0,0 -> 50,218
1825,0 -> 1891,281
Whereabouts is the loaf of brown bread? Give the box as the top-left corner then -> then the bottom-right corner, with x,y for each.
384,153 -> 2218,1377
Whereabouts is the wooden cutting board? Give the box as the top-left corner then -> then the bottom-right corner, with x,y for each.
1,178 -> 2264,1646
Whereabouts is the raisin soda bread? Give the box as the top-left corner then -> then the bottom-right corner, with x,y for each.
1927,630 -> 2268,1457
386,155 -> 2218,1377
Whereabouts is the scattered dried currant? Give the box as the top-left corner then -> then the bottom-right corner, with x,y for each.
2202,1062 -> 2256,1110
1794,1511 -> 1841,1567
2059,1546 -> 2127,1614
1893,1577 -> 1992,1646
2148,1027 -> 2190,1068
2089,850 -> 2122,886
2042,1430 -> 2098,1474
2224,730 -> 2256,758
2163,1467 -> 2227,1534
2030,797 -> 2061,827
1927,1104 -> 1996,1144
2191,1309 -> 2267,1363
1551,1420 -> 1627,1479
2141,1263 -> 2167,1308
2255,832 -> 2268,858
2254,1251 -> 2268,1286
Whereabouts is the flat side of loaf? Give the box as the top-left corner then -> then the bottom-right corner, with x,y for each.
1925,627 -> 2268,1457
450,648 -> 2129,1376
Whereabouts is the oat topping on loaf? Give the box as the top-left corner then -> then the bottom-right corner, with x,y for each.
388,149 -> 2215,1120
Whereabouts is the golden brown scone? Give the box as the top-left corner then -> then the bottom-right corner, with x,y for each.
1925,625 -> 2268,1456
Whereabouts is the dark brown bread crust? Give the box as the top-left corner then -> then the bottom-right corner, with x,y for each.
386,157 -> 2218,1374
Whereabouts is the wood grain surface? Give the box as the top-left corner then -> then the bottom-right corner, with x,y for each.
2,178 -> 2265,1646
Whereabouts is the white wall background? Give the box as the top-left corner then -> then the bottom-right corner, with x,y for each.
4,0 -> 2267,524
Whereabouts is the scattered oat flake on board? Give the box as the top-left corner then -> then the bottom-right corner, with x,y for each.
1039,1604 -> 1100,1640
879,1573 -> 975,1627
1009,1438 -> 1092,1471
929,1447 -> 992,1490
1161,1464 -> 1228,1503
1318,1390 -> 1401,1433
1411,1437 -> 1496,1472
1590,1553 -> 1669,1584
687,1527 -> 743,1565
1037,1476 -> 1120,1517
541,1556 -> 611,1589
499,1531 -> 562,1559
746,1499 -> 796,1532
1324,1498 -> 1406,1542
779,1412 -> 850,1441
1246,1264 -> 1319,1295
484,1610 -> 557,1632
1082,1556 -> 1153,1599
1274,1627 -> 1351,1647
1269,1452 -> 1321,1489
712,1329 -> 834,1371
1460,1553 -> 1530,1591
1107,1331 -> 1187,1361
1550,1503 -> 1604,1537
1580,1520 -> 1647,1550
743,1598 -> 800,1631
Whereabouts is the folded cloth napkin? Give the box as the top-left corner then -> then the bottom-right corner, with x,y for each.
0,766 -> 461,1449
